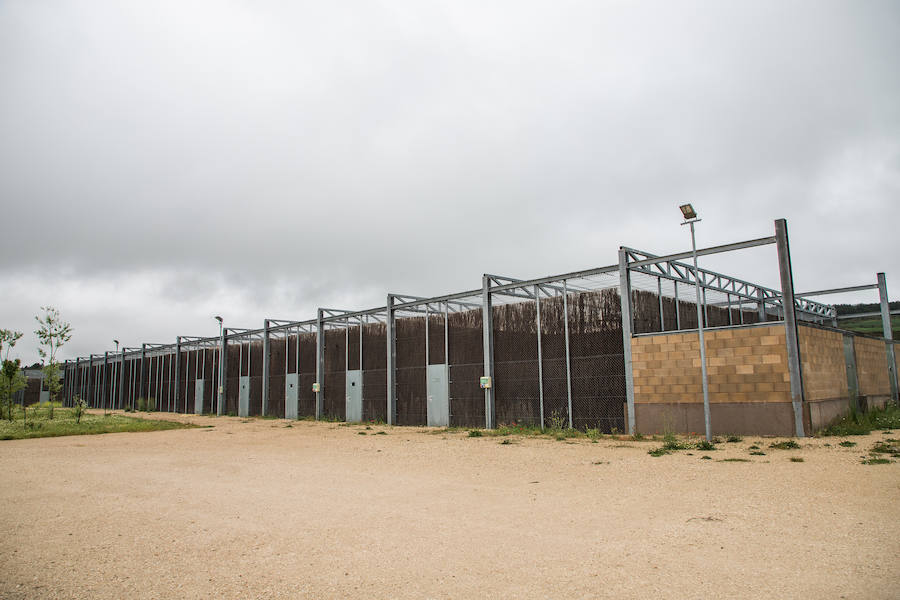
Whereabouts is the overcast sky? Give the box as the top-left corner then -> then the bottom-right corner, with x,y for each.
1,0 -> 898,363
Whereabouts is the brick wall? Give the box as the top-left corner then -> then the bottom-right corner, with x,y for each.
798,325 -> 847,402
631,324 -> 790,405
854,336 -> 890,397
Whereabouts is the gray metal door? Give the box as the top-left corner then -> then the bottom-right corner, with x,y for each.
427,364 -> 449,427
285,373 -> 299,419
345,370 -> 362,422
194,380 -> 205,414
239,376 -> 250,417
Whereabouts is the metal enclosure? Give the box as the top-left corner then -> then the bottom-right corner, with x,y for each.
285,373 -> 299,419
426,363 -> 449,427
239,376 -> 250,417
345,369 -> 362,422
194,380 -> 205,414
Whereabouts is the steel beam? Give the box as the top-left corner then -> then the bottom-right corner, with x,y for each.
795,284 -> 878,297
627,236 -> 776,269
775,219 -> 805,437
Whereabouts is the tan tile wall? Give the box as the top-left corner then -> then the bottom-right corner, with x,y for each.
854,336 -> 890,397
632,325 -> 790,404
798,325 -> 847,402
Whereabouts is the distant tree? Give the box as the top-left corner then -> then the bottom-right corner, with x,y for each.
34,307 -> 72,420
0,330 -> 26,420
0,359 -> 26,420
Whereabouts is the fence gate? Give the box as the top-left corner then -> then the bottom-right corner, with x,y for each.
345,369 -> 362,422
426,363 -> 449,427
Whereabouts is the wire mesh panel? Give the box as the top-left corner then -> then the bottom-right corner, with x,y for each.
297,332 -> 317,417
567,287 -> 626,432
269,335 -> 287,418
395,314 -> 426,426
447,307 -> 484,428
492,296 -> 540,427
249,340 -> 263,416
362,321 -> 387,422
323,328 -> 346,420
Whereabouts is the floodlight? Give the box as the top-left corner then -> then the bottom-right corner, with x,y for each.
214,315 -> 223,323
679,204 -> 697,220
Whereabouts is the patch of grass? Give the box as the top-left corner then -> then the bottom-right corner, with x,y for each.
700,455 -> 712,460
649,431 -> 692,456
869,440 -> 900,457
374,431 -> 387,435
750,451 -> 766,456
696,440 -> 717,451
820,404 -> 900,436
838,441 -> 856,447
862,457 -> 891,465
357,431 -> 367,435
467,430 -> 483,437
721,458 -> 751,462
769,440 -> 800,450
499,439 -> 512,445
789,457 -> 805,463
631,432 -> 644,441
0,408 -> 193,441
748,444 -> 760,450
726,435 -> 743,443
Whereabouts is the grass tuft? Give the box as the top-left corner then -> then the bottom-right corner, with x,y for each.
820,405 -> 900,436
789,457 -> 805,463
769,440 -> 800,450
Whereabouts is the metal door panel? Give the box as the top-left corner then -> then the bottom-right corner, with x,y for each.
285,373 -> 299,419
427,364 -> 449,427
346,370 -> 362,422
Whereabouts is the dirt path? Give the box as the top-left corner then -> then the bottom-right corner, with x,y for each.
1,411 -> 898,599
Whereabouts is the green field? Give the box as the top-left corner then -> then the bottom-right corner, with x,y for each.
0,407 -> 194,441
838,315 -> 900,339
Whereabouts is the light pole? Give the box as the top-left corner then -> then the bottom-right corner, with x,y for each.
215,316 -> 224,415
114,340 -> 119,352
680,203 -> 712,442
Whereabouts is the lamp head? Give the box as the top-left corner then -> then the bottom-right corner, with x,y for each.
679,204 -> 697,220
214,315 -> 223,323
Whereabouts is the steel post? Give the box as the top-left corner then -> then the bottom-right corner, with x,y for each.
316,311 -> 324,420
481,275 -> 495,429
689,221 -> 712,442
262,320 -> 270,416
102,351 -> 109,410
534,285 -> 545,430
139,344 -> 146,409
618,248 -> 636,435
775,218 -> 806,437
562,280 -> 574,429
386,296 -> 396,425
217,328 -> 226,416
174,337 -> 181,413
877,273 -> 898,404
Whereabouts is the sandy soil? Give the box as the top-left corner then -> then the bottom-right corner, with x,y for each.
0,411 -> 898,599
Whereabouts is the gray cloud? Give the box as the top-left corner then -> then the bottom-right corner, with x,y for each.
1,0 -> 898,362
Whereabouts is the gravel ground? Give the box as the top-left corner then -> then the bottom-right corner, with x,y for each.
1,411 -> 898,599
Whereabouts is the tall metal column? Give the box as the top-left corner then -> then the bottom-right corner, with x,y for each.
262,320 -> 271,416
315,311 -> 324,420
118,352 -> 125,410
775,218 -> 805,437
102,351 -> 109,410
534,285 -> 545,430
217,329 -> 226,416
562,280 -> 574,429
757,288 -> 766,322
174,337 -> 182,413
386,296 -> 397,425
618,248 -> 636,435
877,272 -> 898,404
481,275 -> 495,429
139,344 -> 147,408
